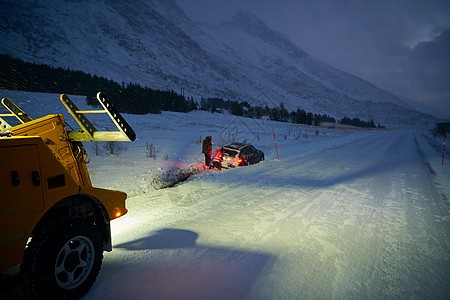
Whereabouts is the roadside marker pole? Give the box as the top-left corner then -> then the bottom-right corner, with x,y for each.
443,127 -> 447,165
272,128 -> 279,160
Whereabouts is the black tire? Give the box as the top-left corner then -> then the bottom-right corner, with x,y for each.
21,221 -> 103,299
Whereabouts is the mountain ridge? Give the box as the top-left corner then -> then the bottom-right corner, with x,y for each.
0,0 -> 437,126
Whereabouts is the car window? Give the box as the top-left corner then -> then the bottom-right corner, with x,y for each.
241,146 -> 250,154
250,146 -> 257,153
222,148 -> 238,157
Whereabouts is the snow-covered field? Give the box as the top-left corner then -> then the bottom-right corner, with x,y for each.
1,90 -> 450,299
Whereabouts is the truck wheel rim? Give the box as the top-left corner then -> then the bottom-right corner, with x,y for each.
54,236 -> 95,290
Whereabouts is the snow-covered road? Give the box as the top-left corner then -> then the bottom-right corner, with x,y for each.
1,90 -> 448,298
84,129 -> 450,299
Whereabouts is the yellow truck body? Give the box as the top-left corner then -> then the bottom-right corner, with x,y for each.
0,93 -> 134,298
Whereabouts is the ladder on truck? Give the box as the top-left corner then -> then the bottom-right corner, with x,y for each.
0,92 -> 136,142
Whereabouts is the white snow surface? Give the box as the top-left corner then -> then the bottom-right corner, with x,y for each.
1,90 -> 450,299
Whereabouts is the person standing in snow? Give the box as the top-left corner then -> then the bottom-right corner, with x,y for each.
212,147 -> 223,170
202,136 -> 213,167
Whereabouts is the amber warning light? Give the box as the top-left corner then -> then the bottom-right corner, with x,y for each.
114,207 -> 128,218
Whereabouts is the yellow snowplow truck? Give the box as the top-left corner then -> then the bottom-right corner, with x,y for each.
0,92 -> 135,298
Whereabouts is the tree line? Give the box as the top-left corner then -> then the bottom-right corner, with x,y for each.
200,97 -> 381,128
0,54 -> 196,114
0,54 -> 382,128
432,123 -> 449,137
340,117 -> 385,129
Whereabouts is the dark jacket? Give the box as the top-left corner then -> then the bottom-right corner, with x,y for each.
202,136 -> 212,154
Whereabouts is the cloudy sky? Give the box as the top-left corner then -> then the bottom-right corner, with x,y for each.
176,0 -> 450,118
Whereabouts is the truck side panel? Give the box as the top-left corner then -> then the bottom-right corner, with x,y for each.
0,143 -> 44,270
5,114 -> 92,187
0,137 -> 79,271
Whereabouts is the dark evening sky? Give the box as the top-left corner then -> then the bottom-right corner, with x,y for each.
176,0 -> 450,117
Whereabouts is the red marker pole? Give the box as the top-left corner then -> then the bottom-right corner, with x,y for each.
443,127 -> 447,165
272,128 -> 279,160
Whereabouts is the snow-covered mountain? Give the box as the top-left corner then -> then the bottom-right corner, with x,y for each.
0,0 -> 437,126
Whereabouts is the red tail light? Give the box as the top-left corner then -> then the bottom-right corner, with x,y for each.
237,158 -> 243,163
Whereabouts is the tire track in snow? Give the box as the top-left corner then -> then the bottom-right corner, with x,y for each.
414,136 -> 437,176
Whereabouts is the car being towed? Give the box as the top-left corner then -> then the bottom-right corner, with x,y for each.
220,142 -> 264,169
